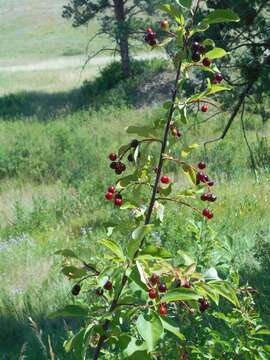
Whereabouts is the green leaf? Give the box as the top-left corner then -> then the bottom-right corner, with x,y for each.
118,143 -> 131,157
127,225 -> 153,259
181,143 -> 199,158
163,100 -> 173,109
123,336 -> 148,357
205,48 -> 228,60
128,264 -> 149,292
160,4 -> 184,25
139,244 -> 172,259
160,317 -> 186,340
99,239 -> 125,261
161,288 -> 201,303
55,249 -> 79,259
202,38 -> 215,49
64,329 -> 85,353
49,305 -> 89,319
202,9 -> 240,25
175,0 -> 192,9
158,183 -> 173,196
194,282 -> 220,305
182,164 -> 197,185
61,266 -> 87,279
192,22 -> 210,34
207,83 -> 232,95
126,126 -> 157,138
209,280 -> 240,307
136,310 -> 164,352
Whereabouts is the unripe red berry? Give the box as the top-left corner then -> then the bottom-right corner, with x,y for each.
201,104 -> 208,113
161,19 -> 169,30
202,58 -> 211,67
146,27 -> 153,34
161,176 -> 170,184
114,197 -> 123,207
104,280 -> 113,291
71,284 -> 81,296
158,283 -> 167,293
215,73 -> 223,83
108,185 -> 115,194
150,274 -> 160,286
149,288 -> 158,299
105,192 -> 114,201
109,153 -> 117,161
159,303 -> 168,316
192,51 -> 201,62
198,161 -> 206,170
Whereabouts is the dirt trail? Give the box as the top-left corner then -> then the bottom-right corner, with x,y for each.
0,52 -> 166,73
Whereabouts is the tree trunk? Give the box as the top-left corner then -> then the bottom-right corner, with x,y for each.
113,0 -> 130,78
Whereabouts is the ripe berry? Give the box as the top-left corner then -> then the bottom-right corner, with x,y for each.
161,19 -> 169,30
159,304 -> 168,316
203,58 -> 211,67
109,153 -> 117,161
208,180 -> 214,187
215,73 -> 223,83
192,42 -> 200,51
128,154 -> 134,162
114,197 -> 123,207
201,104 -> 208,113
104,280 -> 113,291
158,283 -> 167,293
108,185 -> 115,194
199,298 -> 210,312
208,194 -> 217,202
110,161 -> 117,169
150,274 -> 160,286
202,208 -> 213,219
201,193 -> 210,202
149,288 -> 158,299
96,288 -> 104,296
131,139 -> 139,148
114,192 -> 122,199
71,284 -> 81,296
192,51 -> 201,62
198,161 -> 206,170
146,27 -> 153,34
161,176 -> 170,184
105,192 -> 113,201
148,39 -> 157,46
196,171 -> 206,183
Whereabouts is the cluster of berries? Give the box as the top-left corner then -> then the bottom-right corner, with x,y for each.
148,274 -> 168,315
196,162 -> 216,220
109,153 -> 126,175
144,27 -> 157,46
105,185 -> 123,207
191,40 -> 207,62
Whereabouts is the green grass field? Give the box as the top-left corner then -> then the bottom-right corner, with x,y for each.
0,2 -> 270,358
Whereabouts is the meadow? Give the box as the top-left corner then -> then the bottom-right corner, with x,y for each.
0,2 -> 270,359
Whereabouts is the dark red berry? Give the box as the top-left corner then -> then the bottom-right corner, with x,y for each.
149,39 -> 157,46
108,185 -> 115,194
159,303 -> 168,316
104,280 -> 113,291
199,298 -> 210,312
161,176 -> 170,184
71,284 -> 81,296
212,79 -> 218,85
201,104 -> 208,113
150,274 -> 160,286
192,51 -> 201,62
215,73 -> 223,83
158,283 -> 167,293
114,192 -> 122,199
202,208 -> 213,219
208,180 -> 214,187
203,58 -> 211,67
192,42 -> 200,51
207,212 -> 214,219
105,192 -> 113,201
131,139 -> 139,148
114,197 -> 123,207
149,288 -> 158,299
204,174 -> 209,182
109,153 -> 117,161
146,27 -> 153,34
198,161 -> 206,170
201,193 -> 210,201
110,161 -> 117,169
120,163 -> 126,172
196,171 -> 206,183
96,288 -> 104,296
208,194 -> 217,202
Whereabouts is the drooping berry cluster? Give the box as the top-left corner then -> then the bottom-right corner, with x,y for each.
105,185 -> 123,207
191,40 -> 207,63
196,162 -> 216,220
109,153 -> 127,175
144,27 -> 157,46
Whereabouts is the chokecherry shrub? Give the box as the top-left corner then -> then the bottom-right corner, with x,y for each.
54,1 -> 270,359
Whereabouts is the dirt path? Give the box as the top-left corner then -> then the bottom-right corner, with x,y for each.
0,52 -> 166,73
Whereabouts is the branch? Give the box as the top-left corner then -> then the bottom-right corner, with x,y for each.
203,80 -> 256,147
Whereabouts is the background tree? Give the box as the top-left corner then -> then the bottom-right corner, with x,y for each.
63,0 -> 161,78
